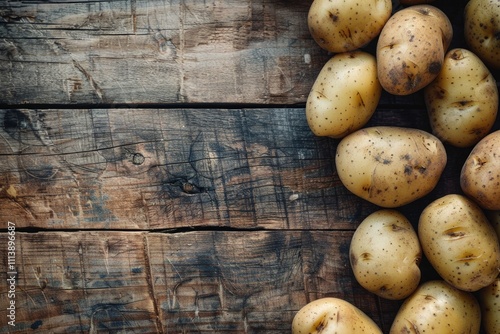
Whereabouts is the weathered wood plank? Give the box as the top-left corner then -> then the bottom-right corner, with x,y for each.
0,230 -> 401,333
0,231 -> 159,333
0,0 -> 329,105
0,108 -> 379,230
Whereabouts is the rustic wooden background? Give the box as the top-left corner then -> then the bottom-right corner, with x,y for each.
0,0 -> 498,333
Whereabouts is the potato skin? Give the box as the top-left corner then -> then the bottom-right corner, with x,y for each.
460,130 -> 500,210
464,0 -> 500,70
418,194 -> 500,292
306,51 -> 382,138
291,297 -> 382,334
424,48 -> 499,147
308,0 -> 392,53
389,280 -> 481,334
349,210 -> 421,300
376,5 -> 453,95
335,126 -> 447,208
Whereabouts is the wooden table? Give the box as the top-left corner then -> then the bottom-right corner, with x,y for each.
0,0 -> 498,333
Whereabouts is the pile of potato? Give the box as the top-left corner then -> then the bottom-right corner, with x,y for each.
293,0 -> 500,333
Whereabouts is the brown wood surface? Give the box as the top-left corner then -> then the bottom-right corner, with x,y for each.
0,108 -> 382,231
0,0 -> 499,333
0,0 -> 327,105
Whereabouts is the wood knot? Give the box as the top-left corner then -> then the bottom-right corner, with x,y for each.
131,153 -> 145,165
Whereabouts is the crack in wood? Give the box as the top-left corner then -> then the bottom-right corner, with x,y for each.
178,0 -> 186,103
77,241 -> 89,305
72,59 -> 104,102
130,0 -> 137,34
142,234 -> 164,333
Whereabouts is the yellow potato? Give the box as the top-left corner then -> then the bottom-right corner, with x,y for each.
390,280 -> 481,333
464,0 -> 500,70
349,209 -> 421,300
306,51 -> 382,138
376,5 -> 453,95
461,130 -> 500,210
335,126 -> 447,208
424,48 -> 499,147
308,0 -> 392,53
479,277 -> 500,334
292,297 -> 382,334
418,194 -> 500,292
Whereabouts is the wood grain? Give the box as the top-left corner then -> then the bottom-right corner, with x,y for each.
0,0 -> 328,105
0,231 -> 159,333
0,230 -> 401,333
0,108 -> 383,230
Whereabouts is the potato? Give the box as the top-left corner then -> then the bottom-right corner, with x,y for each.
349,209 -> 421,300
464,0 -> 500,70
389,280 -> 481,334
291,297 -> 382,334
418,194 -> 500,292
376,5 -> 453,95
461,130 -> 500,210
335,126 -> 447,208
424,48 -> 499,148
479,277 -> 500,334
306,51 -> 382,138
307,0 -> 392,53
